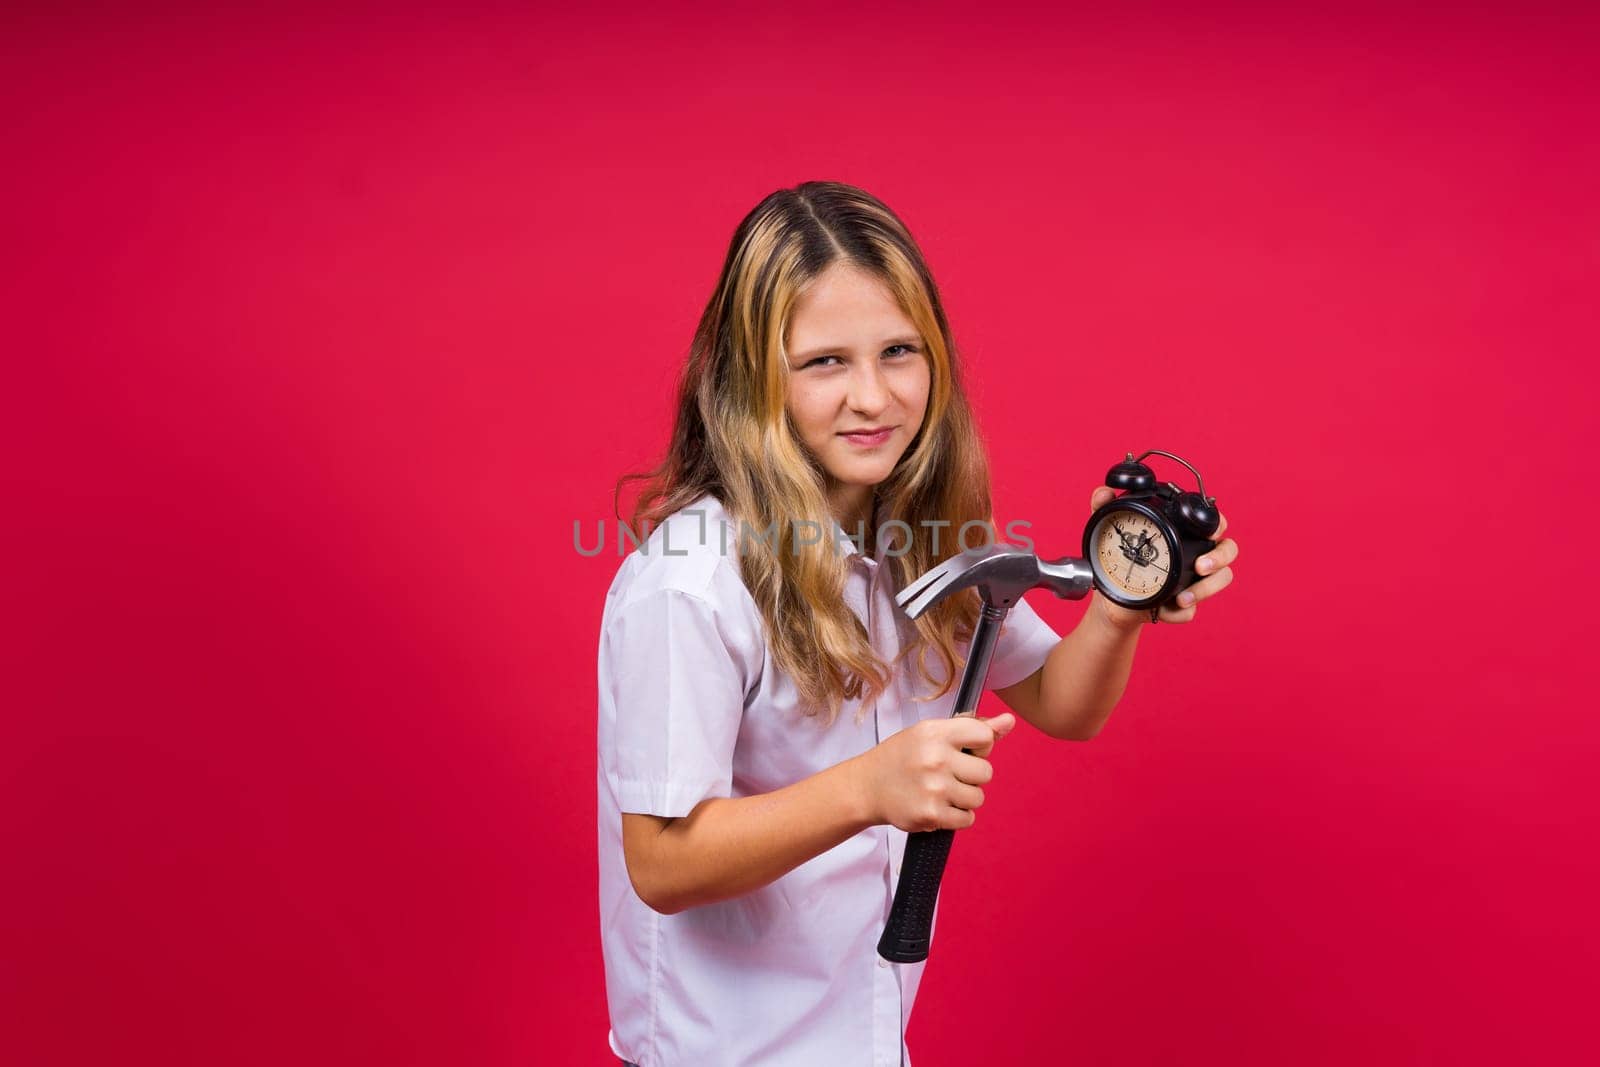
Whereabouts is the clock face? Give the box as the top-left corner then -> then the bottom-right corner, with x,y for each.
1091,509 -> 1173,603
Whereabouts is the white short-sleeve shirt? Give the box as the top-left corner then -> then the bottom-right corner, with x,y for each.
596,492 -> 1061,1067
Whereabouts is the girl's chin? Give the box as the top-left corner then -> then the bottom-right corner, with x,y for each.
824,458 -> 897,483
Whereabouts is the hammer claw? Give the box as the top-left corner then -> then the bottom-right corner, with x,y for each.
893,543 -> 1035,619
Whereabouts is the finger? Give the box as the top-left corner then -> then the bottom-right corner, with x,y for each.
1194,538 -> 1238,576
1090,486 -> 1115,511
952,751 -> 994,785
958,714 -> 1011,752
1181,566 -> 1235,605
949,781 -> 985,811
944,806 -> 978,831
1157,599 -> 1199,624
1212,510 -> 1228,540
980,717 -> 1017,757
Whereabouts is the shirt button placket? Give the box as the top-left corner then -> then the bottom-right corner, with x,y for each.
873,951 -> 900,1066
868,558 -> 901,890
866,555 -> 907,1067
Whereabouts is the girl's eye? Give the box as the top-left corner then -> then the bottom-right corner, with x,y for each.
800,344 -> 919,368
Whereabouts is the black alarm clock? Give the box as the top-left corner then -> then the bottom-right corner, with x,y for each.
1082,449 -> 1221,612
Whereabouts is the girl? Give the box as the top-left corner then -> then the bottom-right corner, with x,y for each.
596,181 -> 1238,1067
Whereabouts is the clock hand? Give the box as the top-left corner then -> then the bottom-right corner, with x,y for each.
1132,529 -> 1154,567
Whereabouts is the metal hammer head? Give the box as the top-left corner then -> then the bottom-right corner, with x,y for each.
895,543 -> 1094,619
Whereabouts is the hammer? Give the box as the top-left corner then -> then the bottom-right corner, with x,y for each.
878,542 -> 1095,964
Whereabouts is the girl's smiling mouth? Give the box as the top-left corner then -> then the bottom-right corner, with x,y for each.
838,426 -> 895,447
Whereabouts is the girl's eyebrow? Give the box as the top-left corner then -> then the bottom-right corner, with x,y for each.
791,336 -> 922,361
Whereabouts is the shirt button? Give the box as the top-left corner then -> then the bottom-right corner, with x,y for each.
877,958 -> 889,969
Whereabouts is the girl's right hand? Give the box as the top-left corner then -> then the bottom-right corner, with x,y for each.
858,712 -> 1017,833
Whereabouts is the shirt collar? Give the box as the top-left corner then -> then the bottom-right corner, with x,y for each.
831,499 -> 892,568
693,491 -> 890,568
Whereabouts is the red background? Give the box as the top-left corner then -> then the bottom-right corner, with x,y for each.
5,5 -> 1597,1065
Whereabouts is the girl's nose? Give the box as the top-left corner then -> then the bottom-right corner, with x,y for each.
847,363 -> 890,414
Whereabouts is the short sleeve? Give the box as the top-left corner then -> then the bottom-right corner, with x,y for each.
983,594 -> 1062,691
603,587 -> 750,818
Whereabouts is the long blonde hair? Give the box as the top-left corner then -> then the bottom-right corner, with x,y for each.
616,181 -> 996,726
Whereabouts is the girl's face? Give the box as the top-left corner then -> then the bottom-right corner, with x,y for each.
783,262 -> 931,519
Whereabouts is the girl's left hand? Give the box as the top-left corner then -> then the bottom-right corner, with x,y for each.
1087,485 -> 1239,631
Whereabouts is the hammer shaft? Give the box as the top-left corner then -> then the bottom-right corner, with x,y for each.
951,601 -> 1009,718
877,601 -> 1011,963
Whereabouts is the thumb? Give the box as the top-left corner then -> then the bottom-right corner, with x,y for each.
979,712 -> 1017,739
